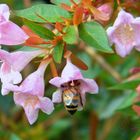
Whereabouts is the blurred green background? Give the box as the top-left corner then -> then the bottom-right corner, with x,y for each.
0,0 -> 140,140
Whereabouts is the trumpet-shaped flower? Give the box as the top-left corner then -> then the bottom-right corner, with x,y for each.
107,10 -> 140,57
49,60 -> 98,110
0,4 -> 28,45
0,49 -> 43,95
6,61 -> 54,124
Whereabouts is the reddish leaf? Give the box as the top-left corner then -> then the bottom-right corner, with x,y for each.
73,6 -> 84,26
71,53 -> 88,70
55,22 -> 64,32
22,25 -> 44,45
61,3 -> 73,12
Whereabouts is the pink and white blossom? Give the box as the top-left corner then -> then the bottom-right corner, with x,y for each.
49,60 -> 98,110
106,10 -> 140,57
0,4 -> 28,45
0,49 -> 43,95
96,3 -> 113,22
6,61 -> 54,124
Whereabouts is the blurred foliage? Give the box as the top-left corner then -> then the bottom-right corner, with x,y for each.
0,0 -> 140,140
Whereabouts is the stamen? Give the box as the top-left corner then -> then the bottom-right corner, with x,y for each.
132,41 -> 136,46
124,24 -> 127,28
24,95 -> 39,109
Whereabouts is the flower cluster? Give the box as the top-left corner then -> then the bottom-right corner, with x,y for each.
0,4 -> 99,124
1,0 -> 140,125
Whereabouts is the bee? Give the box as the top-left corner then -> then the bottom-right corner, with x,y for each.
61,80 -> 83,115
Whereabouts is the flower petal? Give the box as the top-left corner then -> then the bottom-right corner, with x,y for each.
108,25 -> 135,57
0,4 -> 10,22
0,49 -> 10,63
0,64 -> 22,84
52,89 -> 62,103
10,50 -> 43,72
24,104 -> 39,125
39,97 -> 54,114
61,60 -> 83,81
0,21 -> 28,45
80,78 -> 99,94
1,85 -> 10,95
14,92 -> 28,106
97,3 -> 113,20
132,17 -> 140,47
49,77 -> 65,87
113,10 -> 134,27
106,27 -> 115,45
20,71 -> 44,96
14,93 -> 40,124
1,83 -> 20,95
18,61 -> 49,96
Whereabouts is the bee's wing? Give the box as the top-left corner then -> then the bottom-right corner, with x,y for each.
77,98 -> 83,111
78,92 -> 84,111
63,92 -> 73,106
77,104 -> 83,111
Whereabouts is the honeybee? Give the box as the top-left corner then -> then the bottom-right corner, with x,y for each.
61,80 -> 83,115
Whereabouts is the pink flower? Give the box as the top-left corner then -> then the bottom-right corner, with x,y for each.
0,49 -> 43,95
7,61 -> 54,124
96,3 -> 113,22
49,60 -> 98,111
0,4 -> 28,45
106,10 -> 140,57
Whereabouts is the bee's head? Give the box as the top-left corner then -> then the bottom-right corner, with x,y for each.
61,80 -> 81,90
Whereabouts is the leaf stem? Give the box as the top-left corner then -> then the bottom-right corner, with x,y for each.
50,59 -> 58,77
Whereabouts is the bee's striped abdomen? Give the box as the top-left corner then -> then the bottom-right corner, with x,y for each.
62,87 -> 80,115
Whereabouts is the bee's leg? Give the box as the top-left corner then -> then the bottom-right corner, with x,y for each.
79,94 -> 83,107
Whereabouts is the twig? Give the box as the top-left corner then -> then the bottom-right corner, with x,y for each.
84,46 -> 122,82
89,111 -> 98,140
50,60 -> 59,77
98,114 -> 121,140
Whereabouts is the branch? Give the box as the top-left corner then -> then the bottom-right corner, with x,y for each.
83,46 -> 122,82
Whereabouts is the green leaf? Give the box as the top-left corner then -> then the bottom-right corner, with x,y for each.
132,130 -> 140,140
99,96 -> 125,119
98,92 -> 137,119
53,43 -> 64,63
47,119 -> 71,139
17,46 -> 40,51
117,92 -> 137,110
16,4 -> 71,23
109,79 -> 140,90
79,22 -> 113,53
10,133 -> 21,140
24,20 -> 55,39
63,25 -> 77,44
